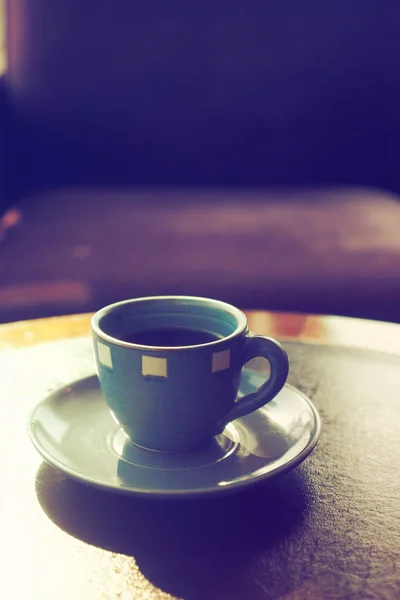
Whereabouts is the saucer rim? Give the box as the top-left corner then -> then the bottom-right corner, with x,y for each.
28,376 -> 321,498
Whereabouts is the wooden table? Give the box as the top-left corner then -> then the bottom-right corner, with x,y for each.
1,312 -> 399,600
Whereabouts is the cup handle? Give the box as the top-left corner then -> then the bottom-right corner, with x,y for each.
221,335 -> 289,428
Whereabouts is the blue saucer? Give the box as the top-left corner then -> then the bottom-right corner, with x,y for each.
28,371 -> 320,498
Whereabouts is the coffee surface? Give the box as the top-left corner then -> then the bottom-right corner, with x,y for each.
121,327 -> 221,347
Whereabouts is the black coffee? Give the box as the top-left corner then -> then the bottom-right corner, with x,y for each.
122,327 -> 221,347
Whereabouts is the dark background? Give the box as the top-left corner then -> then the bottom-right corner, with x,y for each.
3,1 -> 400,202
1,2 -> 400,324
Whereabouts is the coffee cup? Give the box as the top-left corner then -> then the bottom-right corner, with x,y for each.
91,296 -> 289,452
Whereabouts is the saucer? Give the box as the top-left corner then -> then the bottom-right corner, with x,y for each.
28,371 -> 320,498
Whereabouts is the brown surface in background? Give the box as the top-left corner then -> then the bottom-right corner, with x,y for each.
0,0 -> 5,73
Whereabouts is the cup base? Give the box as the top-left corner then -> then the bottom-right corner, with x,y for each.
108,425 -> 239,470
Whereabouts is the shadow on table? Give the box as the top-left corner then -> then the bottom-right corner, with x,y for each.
35,463 -> 314,599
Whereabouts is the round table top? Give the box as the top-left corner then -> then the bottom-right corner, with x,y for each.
1,311 -> 400,600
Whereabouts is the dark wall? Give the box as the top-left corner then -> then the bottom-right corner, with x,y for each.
6,1 -> 400,194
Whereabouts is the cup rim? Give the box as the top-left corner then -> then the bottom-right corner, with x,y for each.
91,295 -> 248,351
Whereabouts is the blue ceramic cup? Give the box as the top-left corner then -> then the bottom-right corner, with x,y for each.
91,296 -> 289,452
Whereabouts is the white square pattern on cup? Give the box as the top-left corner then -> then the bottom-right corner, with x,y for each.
212,349 -> 231,373
142,355 -> 168,378
97,341 -> 113,369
